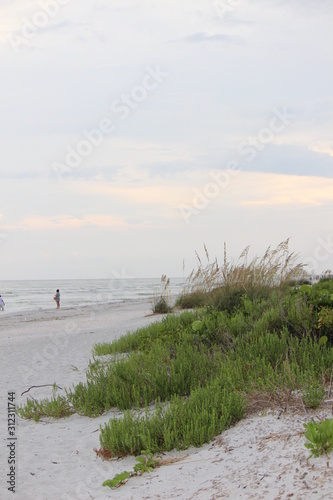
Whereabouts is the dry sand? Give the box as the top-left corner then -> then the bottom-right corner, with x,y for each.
0,300 -> 332,500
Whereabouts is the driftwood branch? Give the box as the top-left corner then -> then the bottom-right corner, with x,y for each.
21,384 -> 63,396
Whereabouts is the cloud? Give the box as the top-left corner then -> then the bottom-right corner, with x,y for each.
179,31 -> 243,44
310,143 -> 333,158
1,0 -> 333,281
37,20 -> 90,34
239,144 -> 333,178
70,180 -> 191,206
234,172 -> 333,208
54,170 -> 333,218
1,214 -> 133,231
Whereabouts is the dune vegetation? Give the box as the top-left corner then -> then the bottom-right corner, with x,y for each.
18,240 -> 333,459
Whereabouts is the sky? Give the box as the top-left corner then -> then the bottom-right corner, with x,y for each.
0,0 -> 332,280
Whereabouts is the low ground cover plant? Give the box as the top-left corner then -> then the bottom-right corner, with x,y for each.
17,394 -> 73,421
94,310 -> 198,354
99,378 -> 245,455
66,339 -> 225,415
304,419 -> 333,458
103,450 -> 159,489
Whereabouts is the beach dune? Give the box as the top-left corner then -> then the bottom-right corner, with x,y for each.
0,300 -> 332,499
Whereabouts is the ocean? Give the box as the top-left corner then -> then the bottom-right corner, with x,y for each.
0,278 -> 185,315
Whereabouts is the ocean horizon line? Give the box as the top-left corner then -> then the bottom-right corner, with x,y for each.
0,276 -> 185,282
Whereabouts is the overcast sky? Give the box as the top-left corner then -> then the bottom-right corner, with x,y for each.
0,0 -> 332,280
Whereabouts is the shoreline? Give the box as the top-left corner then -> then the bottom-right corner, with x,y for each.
0,300 -> 332,499
0,277 -> 184,318
0,296 -> 155,320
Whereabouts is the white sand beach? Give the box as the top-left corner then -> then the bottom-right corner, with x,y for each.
0,300 -> 332,500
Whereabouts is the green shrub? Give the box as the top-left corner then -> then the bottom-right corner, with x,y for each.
67,340 -> 225,414
17,395 -> 73,421
99,378 -> 246,456
94,311 -> 199,355
152,297 -> 173,314
103,471 -> 130,488
304,419 -> 333,457
301,280 -> 333,311
302,383 -> 325,409
175,291 -> 207,309
103,450 -> 159,489
152,275 -> 173,313
208,287 -> 244,313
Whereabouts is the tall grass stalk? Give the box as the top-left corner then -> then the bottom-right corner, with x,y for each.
177,239 -> 306,310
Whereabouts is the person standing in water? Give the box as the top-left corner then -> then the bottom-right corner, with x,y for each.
0,295 -> 5,311
54,289 -> 60,308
